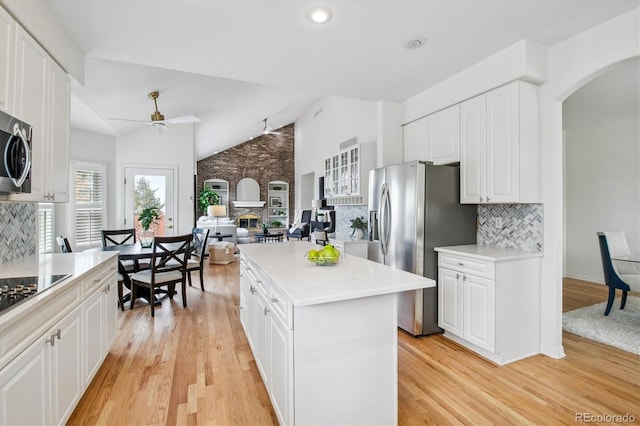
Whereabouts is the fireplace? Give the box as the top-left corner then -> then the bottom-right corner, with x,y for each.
236,214 -> 260,230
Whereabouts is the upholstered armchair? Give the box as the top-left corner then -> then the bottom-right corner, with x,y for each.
286,210 -> 312,241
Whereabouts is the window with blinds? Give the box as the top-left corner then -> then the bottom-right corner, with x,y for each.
38,203 -> 55,254
73,162 -> 106,248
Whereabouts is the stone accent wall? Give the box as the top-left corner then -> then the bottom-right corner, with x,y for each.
196,123 -> 295,224
0,202 -> 37,264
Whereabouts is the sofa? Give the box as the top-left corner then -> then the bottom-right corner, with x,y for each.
196,217 -> 250,244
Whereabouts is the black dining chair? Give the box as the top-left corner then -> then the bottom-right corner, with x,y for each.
56,236 -> 72,253
129,234 -> 193,317
186,227 -> 210,291
101,229 -> 149,272
597,231 -> 640,315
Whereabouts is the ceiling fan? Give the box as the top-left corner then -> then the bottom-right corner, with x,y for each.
109,91 -> 201,132
261,118 -> 282,135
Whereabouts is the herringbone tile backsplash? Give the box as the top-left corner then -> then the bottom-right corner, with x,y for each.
477,204 -> 543,252
0,202 -> 36,264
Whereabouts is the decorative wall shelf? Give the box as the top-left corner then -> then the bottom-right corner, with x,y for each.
232,201 -> 266,208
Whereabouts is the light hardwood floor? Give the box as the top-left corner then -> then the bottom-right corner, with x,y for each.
68,262 -> 640,425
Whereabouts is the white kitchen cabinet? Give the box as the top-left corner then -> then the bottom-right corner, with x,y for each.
9,25 -> 70,202
0,6 -> 15,114
0,304 -> 82,426
325,141 -> 375,205
403,118 -> 428,163
83,264 -> 118,386
403,104 -> 460,165
436,246 -> 541,365
460,81 -> 540,204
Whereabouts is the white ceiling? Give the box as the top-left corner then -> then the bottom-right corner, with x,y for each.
41,0 -> 639,159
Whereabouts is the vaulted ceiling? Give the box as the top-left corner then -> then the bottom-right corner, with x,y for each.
20,0 -> 640,159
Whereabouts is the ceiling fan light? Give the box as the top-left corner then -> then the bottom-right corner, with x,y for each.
306,6 -> 332,24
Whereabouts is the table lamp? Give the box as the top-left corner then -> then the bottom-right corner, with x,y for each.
212,205 -> 227,234
312,199 -> 323,220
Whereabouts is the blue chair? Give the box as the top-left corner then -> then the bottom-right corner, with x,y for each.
286,210 -> 312,240
597,232 -> 640,315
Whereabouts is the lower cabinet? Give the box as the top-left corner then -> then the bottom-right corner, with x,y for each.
0,258 -> 118,425
0,305 -> 83,426
437,250 -> 539,365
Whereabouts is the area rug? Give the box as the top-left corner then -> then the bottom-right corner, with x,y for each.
563,296 -> 640,355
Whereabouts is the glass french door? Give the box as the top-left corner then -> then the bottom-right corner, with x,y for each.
123,167 -> 176,238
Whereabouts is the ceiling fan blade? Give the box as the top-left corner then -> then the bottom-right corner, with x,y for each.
108,117 -> 148,123
164,115 -> 201,124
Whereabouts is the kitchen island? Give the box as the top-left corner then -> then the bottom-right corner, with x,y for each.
0,251 -> 118,425
238,241 -> 434,425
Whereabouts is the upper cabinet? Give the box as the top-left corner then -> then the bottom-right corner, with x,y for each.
460,81 -> 540,204
403,104 -> 460,165
324,138 -> 375,205
0,7 -> 15,114
5,19 -> 70,202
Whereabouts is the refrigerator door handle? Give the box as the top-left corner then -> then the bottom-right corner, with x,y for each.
380,183 -> 391,256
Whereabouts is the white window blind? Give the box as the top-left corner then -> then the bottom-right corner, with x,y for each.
38,203 -> 55,254
73,162 -> 106,248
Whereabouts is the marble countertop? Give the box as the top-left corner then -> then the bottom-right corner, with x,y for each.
239,241 -> 434,307
435,244 -> 543,261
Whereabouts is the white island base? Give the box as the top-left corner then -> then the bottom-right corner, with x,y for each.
238,242 -> 433,425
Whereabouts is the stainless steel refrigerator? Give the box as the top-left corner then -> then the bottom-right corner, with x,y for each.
368,161 -> 477,336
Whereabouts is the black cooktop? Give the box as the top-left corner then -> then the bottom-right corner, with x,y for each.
0,274 -> 71,315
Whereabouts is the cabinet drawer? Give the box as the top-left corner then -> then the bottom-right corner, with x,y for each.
439,253 -> 495,279
268,283 -> 293,330
84,261 -> 117,296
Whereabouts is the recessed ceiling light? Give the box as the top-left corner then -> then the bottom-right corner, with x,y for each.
306,6 -> 332,24
406,36 -> 426,49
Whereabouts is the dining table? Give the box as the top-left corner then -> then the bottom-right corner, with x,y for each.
613,254 -> 640,264
86,243 -> 176,307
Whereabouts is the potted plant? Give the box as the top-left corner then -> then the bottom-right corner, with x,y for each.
261,222 -> 270,234
138,206 -> 159,247
198,186 -> 220,216
349,216 -> 368,240
271,220 -> 284,229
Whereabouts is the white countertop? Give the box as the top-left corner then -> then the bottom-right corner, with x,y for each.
435,244 -> 543,261
239,241 -> 434,307
0,251 -> 117,279
0,252 -> 118,323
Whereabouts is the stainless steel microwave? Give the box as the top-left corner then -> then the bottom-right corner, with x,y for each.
0,110 -> 32,194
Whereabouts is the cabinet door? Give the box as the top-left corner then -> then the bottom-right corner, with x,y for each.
403,118 -> 428,162
485,82 -> 519,203
438,268 -> 463,336
269,315 -> 293,425
459,96 -> 486,203
348,146 -> 360,195
104,282 -> 118,352
463,274 -> 495,351
324,157 -> 332,196
83,288 -> 104,386
50,305 -> 83,425
0,335 -> 50,425
47,61 -> 70,202
255,290 -> 270,386
0,7 -> 14,114
12,26 -> 49,201
428,104 -> 460,165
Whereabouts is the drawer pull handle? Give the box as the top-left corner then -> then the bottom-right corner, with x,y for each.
270,297 -> 278,304
456,273 -> 460,279
457,262 -> 464,266
250,285 -> 256,294
239,273 -> 244,277
264,307 -> 270,316
463,275 -> 467,281
94,279 -> 101,283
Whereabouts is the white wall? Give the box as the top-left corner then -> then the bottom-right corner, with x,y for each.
563,60 -> 640,283
115,124 -> 195,235
540,7 -> 639,358
294,95 -> 377,209
56,128 -> 117,245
